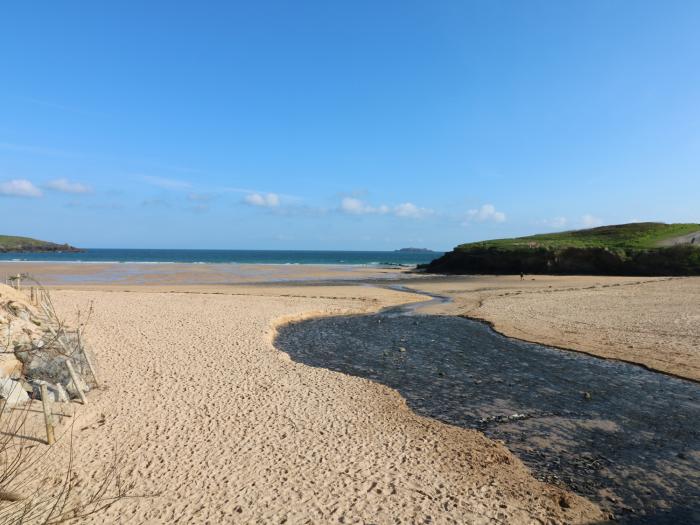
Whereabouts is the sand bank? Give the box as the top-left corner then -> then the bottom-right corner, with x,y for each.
15,284 -> 601,524
407,275 -> 700,381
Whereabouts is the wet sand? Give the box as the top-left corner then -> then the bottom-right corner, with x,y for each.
407,275 -> 700,381
276,304 -> 700,523
0,261 -> 414,286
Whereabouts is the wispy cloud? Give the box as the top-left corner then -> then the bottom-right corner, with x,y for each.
244,192 -> 280,208
188,204 -> 210,214
581,214 -> 604,228
0,179 -> 43,198
537,216 -> 569,229
187,192 -> 215,203
142,175 -> 192,190
45,178 -> 92,194
464,204 -> 506,224
141,198 -> 171,208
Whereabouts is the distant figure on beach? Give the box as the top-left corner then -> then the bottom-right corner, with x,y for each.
520,272 -> 524,281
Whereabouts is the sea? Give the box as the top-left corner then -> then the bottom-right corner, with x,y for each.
0,249 -> 442,267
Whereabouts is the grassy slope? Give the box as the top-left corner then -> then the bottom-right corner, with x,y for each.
457,223 -> 700,251
0,235 -> 70,250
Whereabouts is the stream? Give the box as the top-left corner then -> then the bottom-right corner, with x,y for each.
274,288 -> 700,524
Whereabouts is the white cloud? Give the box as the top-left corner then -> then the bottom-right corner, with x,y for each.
143,175 -> 191,190
0,179 -> 43,198
339,197 -> 431,219
465,204 -> 506,223
45,178 -> 91,194
245,192 -> 280,208
340,197 -> 387,215
394,202 -> 432,219
581,214 -> 604,228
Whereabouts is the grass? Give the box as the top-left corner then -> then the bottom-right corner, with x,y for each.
457,222 -> 700,251
0,235 -> 75,251
0,235 -> 56,249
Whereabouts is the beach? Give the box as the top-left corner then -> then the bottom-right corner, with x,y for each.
410,275 -> 700,381
6,263 -> 699,523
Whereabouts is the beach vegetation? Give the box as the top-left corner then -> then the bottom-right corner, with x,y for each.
424,222 -> 700,275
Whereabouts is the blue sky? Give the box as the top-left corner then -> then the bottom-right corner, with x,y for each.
1,1 -> 699,250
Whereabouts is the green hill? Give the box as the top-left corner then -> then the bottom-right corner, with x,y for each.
423,223 -> 700,276
0,235 -> 82,253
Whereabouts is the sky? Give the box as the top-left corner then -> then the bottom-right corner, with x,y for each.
1,1 -> 699,250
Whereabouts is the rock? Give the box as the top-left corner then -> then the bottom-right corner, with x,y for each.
65,374 -> 89,398
29,379 -> 70,403
0,376 -> 29,406
16,343 -> 90,393
0,354 -> 22,379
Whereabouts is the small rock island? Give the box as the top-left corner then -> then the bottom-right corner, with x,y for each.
394,247 -> 436,253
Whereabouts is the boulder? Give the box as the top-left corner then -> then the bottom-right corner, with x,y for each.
0,377 -> 29,407
29,379 -> 70,403
0,353 -> 22,378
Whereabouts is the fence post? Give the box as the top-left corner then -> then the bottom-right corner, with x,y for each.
65,360 -> 87,405
82,346 -> 99,388
40,383 -> 56,445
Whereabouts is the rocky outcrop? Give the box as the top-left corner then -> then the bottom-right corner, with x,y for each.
422,245 -> 700,276
0,236 -> 83,253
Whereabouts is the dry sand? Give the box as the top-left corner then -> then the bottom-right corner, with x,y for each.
10,266 -> 698,523
409,275 -> 700,381
13,283 -> 602,524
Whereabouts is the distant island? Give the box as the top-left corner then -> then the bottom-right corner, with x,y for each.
421,222 -> 700,276
0,235 -> 83,253
394,247 -> 436,253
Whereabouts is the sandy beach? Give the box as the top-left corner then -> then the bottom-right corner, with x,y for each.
13,282 -> 598,524
5,264 -> 699,523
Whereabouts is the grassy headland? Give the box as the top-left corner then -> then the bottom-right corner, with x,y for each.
0,235 -> 82,253
423,223 -> 700,276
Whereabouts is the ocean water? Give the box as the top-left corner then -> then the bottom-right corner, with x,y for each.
0,248 -> 442,266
